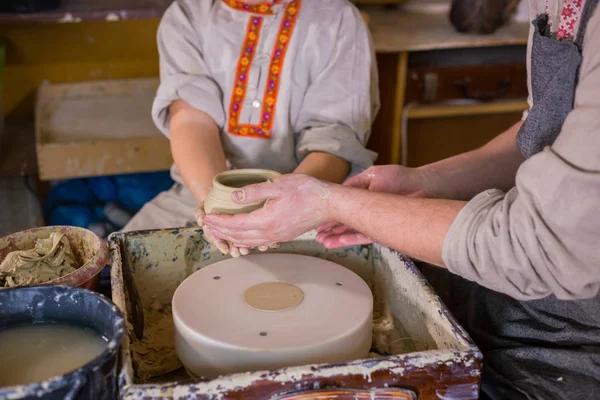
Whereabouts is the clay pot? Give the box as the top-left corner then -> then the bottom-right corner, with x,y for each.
0,226 -> 109,291
204,169 -> 281,215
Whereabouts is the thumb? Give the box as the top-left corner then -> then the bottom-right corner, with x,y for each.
344,171 -> 371,189
194,201 -> 206,226
232,181 -> 280,204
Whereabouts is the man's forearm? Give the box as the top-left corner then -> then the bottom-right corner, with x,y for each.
328,185 -> 466,266
419,121 -> 525,200
294,152 -> 350,183
169,100 -> 228,202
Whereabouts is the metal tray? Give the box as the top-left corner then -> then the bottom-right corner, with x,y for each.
109,228 -> 481,399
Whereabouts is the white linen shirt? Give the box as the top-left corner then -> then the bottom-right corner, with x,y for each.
152,0 -> 379,180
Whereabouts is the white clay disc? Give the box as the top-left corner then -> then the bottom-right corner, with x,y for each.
172,253 -> 373,378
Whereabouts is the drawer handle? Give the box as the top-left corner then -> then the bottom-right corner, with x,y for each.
454,78 -> 512,101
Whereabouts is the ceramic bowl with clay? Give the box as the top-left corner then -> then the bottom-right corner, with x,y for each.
0,226 -> 108,291
172,253 -> 373,378
204,169 -> 281,215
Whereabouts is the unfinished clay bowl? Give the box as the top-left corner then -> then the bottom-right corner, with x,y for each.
204,169 -> 281,215
0,226 -> 108,291
172,253 -> 373,378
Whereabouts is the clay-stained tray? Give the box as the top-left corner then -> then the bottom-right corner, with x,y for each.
109,228 -> 482,399
35,78 -> 172,181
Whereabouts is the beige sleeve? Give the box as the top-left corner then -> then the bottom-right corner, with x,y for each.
294,4 -> 379,176
442,8 -> 600,301
152,0 -> 225,136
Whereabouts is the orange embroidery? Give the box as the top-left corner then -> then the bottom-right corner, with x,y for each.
221,0 -> 283,15
227,0 -> 301,139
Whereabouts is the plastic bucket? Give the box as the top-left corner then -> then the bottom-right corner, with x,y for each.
0,285 -> 124,400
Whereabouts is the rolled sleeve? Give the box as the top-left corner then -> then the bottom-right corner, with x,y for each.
296,123 -> 377,177
152,0 -> 225,136
294,5 -> 379,176
443,147 -> 600,301
441,7 -> 600,302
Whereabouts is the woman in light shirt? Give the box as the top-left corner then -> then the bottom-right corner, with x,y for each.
124,0 -> 379,258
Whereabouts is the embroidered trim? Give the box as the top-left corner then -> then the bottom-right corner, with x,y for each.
228,16 -> 263,137
227,0 -> 301,139
221,0 -> 283,15
557,0 -> 583,41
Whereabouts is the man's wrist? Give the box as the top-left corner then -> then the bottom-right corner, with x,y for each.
415,165 -> 444,199
324,182 -> 345,224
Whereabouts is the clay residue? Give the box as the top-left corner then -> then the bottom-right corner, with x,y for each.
131,298 -> 181,381
0,233 -> 77,287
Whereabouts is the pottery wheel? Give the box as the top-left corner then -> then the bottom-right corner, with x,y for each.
172,253 -> 373,377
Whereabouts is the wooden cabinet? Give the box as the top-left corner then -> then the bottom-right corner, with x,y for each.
404,110 -> 523,167
368,44 -> 529,166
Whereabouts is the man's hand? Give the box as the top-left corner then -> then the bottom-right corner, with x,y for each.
204,175 -> 333,248
316,165 -> 429,248
345,165 -> 430,196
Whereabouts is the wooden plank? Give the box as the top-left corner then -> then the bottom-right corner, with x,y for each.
405,112 -> 523,167
0,0 -> 391,24
368,53 -> 400,165
368,8 -> 529,53
0,3 -> 530,54
0,0 -> 171,23
390,52 -> 408,165
35,78 -> 172,180
36,137 -> 172,180
406,99 -> 528,119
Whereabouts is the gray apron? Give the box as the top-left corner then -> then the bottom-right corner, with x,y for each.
421,1 -> 600,399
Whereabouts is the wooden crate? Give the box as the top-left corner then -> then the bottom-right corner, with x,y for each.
35,78 -> 172,181
110,229 -> 482,399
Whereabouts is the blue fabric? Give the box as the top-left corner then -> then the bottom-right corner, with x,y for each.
48,205 -> 99,227
43,171 -> 174,237
115,172 -> 173,212
43,180 -> 94,214
87,176 -> 117,203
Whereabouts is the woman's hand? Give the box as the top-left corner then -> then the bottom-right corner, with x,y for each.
316,165 -> 430,249
204,174 -> 333,248
194,202 -> 250,257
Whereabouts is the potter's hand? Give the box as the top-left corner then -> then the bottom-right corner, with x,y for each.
194,203 -> 250,258
204,175 -> 332,248
316,166 -> 428,249
345,165 -> 429,196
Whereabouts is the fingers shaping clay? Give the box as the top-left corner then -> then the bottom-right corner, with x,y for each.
172,253 -> 373,378
203,169 -> 281,215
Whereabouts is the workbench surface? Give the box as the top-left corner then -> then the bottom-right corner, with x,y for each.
369,8 -> 529,52
0,2 -> 529,52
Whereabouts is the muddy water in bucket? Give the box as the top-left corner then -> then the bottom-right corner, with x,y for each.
0,285 -> 124,400
0,324 -> 107,387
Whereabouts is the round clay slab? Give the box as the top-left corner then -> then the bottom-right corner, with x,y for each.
244,282 -> 304,312
172,253 -> 373,350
